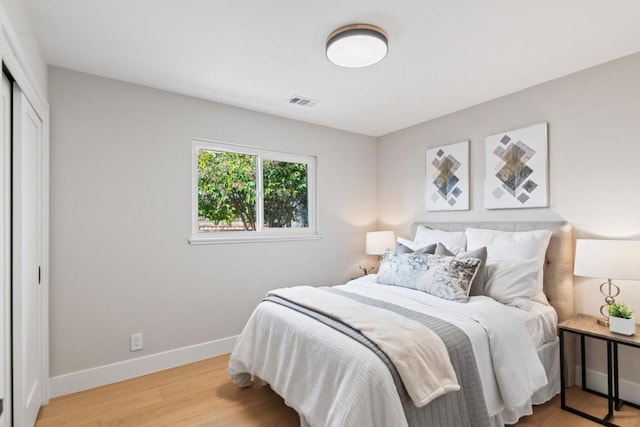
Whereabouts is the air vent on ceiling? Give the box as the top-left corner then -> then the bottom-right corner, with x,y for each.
287,95 -> 320,108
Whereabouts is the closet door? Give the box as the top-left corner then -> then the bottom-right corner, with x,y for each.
0,72 -> 11,427
12,84 -> 44,427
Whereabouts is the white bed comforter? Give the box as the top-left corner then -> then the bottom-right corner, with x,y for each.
270,286 -> 460,407
228,275 -> 548,427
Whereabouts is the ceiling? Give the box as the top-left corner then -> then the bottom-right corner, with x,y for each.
25,0 -> 640,137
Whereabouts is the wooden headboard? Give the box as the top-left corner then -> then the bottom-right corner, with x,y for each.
410,221 -> 575,385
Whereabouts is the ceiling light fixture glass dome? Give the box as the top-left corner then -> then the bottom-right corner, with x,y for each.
326,24 -> 388,68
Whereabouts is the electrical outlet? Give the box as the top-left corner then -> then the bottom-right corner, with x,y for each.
130,333 -> 143,351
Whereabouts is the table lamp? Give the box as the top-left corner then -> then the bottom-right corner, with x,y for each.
574,239 -> 640,326
359,231 -> 395,275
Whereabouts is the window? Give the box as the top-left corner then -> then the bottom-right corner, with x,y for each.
191,139 -> 318,244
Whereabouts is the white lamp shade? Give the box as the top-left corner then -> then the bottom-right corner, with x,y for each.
574,239 -> 640,281
365,231 -> 395,256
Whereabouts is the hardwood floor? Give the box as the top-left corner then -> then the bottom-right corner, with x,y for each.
37,354 -> 640,426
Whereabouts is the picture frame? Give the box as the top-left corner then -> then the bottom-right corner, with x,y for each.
484,122 -> 548,209
425,140 -> 469,211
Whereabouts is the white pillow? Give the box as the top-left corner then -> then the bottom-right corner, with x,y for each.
484,258 -> 539,305
465,227 -> 552,302
414,226 -> 466,251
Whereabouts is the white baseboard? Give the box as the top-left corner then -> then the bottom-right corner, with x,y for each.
49,335 -> 238,398
574,365 -> 640,404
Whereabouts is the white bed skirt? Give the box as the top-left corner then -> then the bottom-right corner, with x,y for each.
492,337 -> 560,426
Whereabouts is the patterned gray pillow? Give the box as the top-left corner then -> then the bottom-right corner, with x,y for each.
435,243 -> 487,296
376,251 -> 430,290
417,255 -> 481,303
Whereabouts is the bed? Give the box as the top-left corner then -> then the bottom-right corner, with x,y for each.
228,221 -> 575,426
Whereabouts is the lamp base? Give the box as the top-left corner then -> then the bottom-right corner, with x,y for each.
597,279 -> 619,329
358,265 -> 373,276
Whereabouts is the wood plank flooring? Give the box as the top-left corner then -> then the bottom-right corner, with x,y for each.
36,354 -> 640,426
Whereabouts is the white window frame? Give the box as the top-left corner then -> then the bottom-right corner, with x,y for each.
190,138 -> 319,244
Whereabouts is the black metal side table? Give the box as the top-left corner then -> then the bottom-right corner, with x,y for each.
559,314 -> 640,427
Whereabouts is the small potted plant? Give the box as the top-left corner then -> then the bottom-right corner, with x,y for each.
608,302 -> 636,336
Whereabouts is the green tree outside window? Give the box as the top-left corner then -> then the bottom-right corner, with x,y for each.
197,149 -> 308,231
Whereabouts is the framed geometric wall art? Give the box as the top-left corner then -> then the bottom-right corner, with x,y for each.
426,140 -> 469,211
484,122 -> 548,209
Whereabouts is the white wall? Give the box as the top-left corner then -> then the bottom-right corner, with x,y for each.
378,52 -> 640,386
48,67 -> 377,378
0,0 -> 47,96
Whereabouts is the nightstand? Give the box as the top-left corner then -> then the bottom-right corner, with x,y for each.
559,313 -> 640,427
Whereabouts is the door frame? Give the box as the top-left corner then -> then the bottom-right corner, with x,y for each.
0,68 -> 10,427
0,2 -> 51,423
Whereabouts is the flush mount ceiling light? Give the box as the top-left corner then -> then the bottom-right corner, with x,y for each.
326,24 -> 388,68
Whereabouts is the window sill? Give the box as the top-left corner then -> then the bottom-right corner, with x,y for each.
189,234 -> 322,245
